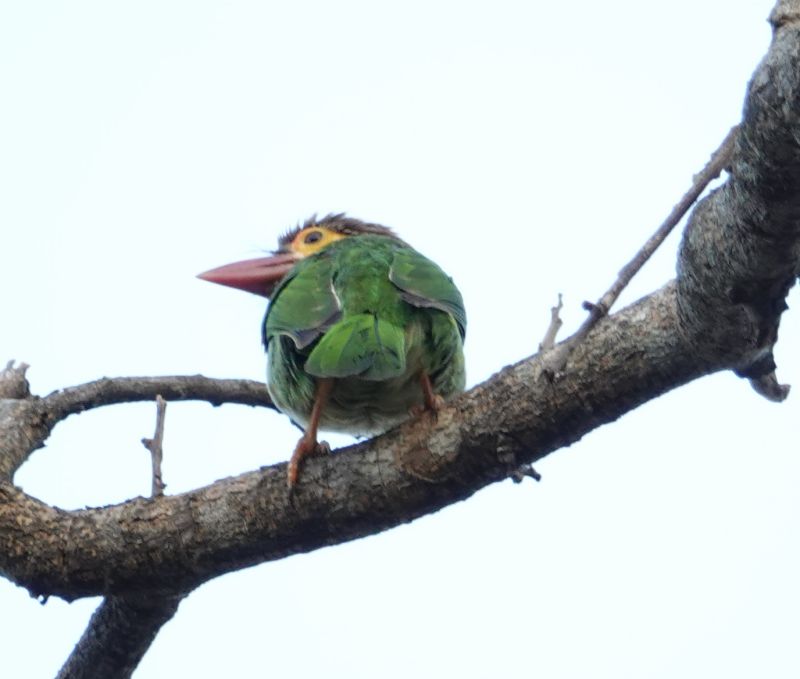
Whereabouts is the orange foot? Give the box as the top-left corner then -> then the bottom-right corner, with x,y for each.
409,394 -> 445,418
409,371 -> 445,419
287,436 -> 331,489
287,377 -> 334,489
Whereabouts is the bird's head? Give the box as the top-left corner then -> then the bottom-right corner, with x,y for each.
197,214 -> 399,298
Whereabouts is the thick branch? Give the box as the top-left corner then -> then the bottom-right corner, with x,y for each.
5,11 -> 800,597
56,593 -> 186,679
0,283 -> 717,600
677,4 -> 800,385
0,7 -> 798,678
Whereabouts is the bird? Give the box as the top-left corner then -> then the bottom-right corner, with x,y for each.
198,214 -> 466,487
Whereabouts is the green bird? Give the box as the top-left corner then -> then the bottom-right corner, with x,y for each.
198,214 -> 466,487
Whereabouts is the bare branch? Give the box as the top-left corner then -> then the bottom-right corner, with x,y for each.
539,294 -> 563,352
574,125 -> 738,339
510,464 -> 542,484
0,375 -> 276,481
0,283 -> 720,601
676,5 -> 800,390
42,375 -> 275,421
0,360 -> 31,400
141,396 -> 168,497
0,6 -> 798,677
749,372 -> 791,402
538,126 -> 739,379
4,6 -> 800,603
59,395 -> 183,679
56,593 -> 186,679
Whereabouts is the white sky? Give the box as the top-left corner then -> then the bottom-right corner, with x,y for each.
2,1 -> 799,677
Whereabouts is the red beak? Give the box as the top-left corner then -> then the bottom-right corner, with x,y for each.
197,253 -> 300,298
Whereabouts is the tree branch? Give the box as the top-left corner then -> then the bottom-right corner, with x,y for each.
56,593 -> 186,679
0,283 -> 718,600
42,375 -> 275,421
2,0 -> 799,607
141,396 -> 168,497
577,124 -> 738,338
0,375 -> 274,480
0,361 -> 30,399
541,125 -> 738,376
1,4 -> 799,678
676,1 -> 800,393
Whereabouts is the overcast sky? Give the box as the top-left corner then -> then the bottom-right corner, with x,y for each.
2,1 -> 798,677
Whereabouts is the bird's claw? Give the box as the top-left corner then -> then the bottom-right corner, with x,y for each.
408,403 -> 425,418
409,393 -> 444,420
287,438 -> 331,489
311,440 -> 332,457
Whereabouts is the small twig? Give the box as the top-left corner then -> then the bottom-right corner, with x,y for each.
0,360 -> 31,400
565,125 -> 739,356
537,127 -> 738,381
497,432 -> 542,484
510,464 -> 542,483
539,294 -> 564,352
749,372 -> 791,402
141,395 -> 167,497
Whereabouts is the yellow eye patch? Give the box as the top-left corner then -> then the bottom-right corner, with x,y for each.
290,226 -> 347,256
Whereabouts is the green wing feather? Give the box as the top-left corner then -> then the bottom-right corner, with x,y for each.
304,313 -> 406,380
263,255 -> 341,349
389,248 -> 467,339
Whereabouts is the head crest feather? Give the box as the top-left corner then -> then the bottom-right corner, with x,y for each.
277,213 -> 401,249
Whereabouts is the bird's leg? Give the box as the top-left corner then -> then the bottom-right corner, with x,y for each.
410,371 -> 445,418
287,377 -> 334,488
419,371 -> 445,411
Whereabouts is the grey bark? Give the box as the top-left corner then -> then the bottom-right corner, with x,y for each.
677,0 -> 800,384
0,283 -> 710,601
55,594 -> 185,679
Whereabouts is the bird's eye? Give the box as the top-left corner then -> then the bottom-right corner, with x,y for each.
304,230 -> 324,245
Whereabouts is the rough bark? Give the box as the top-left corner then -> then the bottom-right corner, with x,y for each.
1,1 -> 799,677
55,594 -> 185,679
0,375 -> 273,479
677,0 -> 800,388
0,283 -> 712,600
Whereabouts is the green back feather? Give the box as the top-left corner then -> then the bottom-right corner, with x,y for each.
304,313 -> 406,380
389,248 -> 467,339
